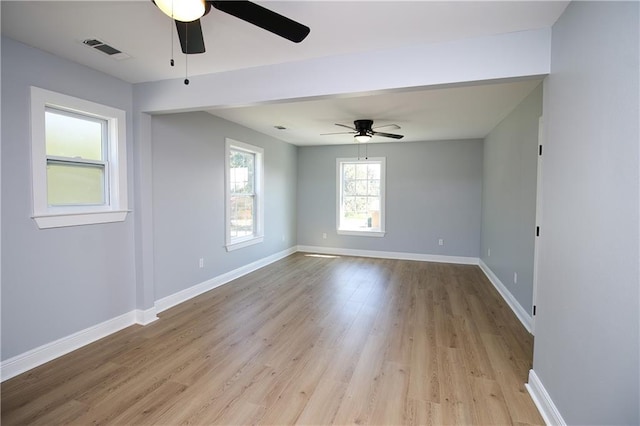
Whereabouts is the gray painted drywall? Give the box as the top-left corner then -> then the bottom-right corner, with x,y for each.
297,140 -> 482,257
1,37 -> 137,360
534,2 -> 639,424
133,112 -> 156,312
151,112 -> 297,300
480,84 -> 542,314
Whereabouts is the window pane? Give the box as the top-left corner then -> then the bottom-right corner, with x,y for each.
47,162 -> 105,206
368,197 -> 381,211
344,179 -> 356,196
230,150 -> 255,194
355,180 -> 368,195
343,196 -> 356,217
355,196 -> 368,214
230,194 -> 254,238
356,164 -> 368,179
45,110 -> 104,161
368,180 -> 380,196
367,164 -> 381,180
343,164 -> 355,180
342,195 -> 367,230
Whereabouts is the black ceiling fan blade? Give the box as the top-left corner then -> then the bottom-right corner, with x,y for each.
210,1 -> 310,43
373,123 -> 401,131
334,123 -> 356,131
321,131 -> 356,136
372,131 -> 404,140
176,19 -> 206,54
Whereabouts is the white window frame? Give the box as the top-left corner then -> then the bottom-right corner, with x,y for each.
225,138 -> 264,251
336,157 -> 386,237
30,86 -> 129,229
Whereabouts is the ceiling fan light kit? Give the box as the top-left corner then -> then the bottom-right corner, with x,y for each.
355,131 -> 371,143
154,0 -> 206,22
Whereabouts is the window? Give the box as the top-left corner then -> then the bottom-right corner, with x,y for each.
45,109 -> 107,206
225,139 -> 264,251
30,87 -> 128,228
337,157 -> 386,237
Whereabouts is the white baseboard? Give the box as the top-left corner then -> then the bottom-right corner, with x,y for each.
135,307 -> 159,325
1,310 -> 138,382
155,246 -> 297,313
1,247 -> 297,382
526,369 -> 566,425
296,245 -> 479,265
478,259 -> 533,333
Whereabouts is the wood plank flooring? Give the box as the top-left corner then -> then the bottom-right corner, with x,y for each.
1,253 -> 543,425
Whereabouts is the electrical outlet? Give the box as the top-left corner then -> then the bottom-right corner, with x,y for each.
514,272 -> 518,283
438,238 -> 444,246
199,258 -> 204,268
322,233 -> 327,239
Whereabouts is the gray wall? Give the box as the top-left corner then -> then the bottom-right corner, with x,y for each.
480,84 -> 542,313
297,140 -> 483,257
151,112 -> 297,300
535,2 -> 639,424
1,38 -> 137,360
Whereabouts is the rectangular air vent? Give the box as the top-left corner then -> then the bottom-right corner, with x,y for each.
82,38 -> 130,60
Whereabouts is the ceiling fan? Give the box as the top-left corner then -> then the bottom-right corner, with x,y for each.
153,0 -> 311,55
322,120 -> 405,142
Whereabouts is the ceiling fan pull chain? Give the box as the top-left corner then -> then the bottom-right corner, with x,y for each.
170,24 -> 175,66
170,0 -> 175,66
169,3 -> 176,66
184,24 -> 190,85
184,56 -> 189,85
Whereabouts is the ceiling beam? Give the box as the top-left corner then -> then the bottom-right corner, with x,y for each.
134,28 -> 551,114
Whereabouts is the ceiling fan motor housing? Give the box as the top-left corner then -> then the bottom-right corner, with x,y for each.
354,119 -> 374,132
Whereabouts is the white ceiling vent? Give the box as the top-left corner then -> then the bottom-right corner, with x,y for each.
81,38 -> 130,60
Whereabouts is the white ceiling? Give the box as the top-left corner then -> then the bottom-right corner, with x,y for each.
208,79 -> 544,145
1,1 -> 568,145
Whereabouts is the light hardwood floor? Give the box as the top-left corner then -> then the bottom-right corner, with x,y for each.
2,253 -> 543,425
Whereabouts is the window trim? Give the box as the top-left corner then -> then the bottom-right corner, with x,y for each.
336,157 -> 386,237
225,138 -> 264,251
30,87 -> 129,229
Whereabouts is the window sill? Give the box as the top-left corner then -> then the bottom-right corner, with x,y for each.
337,230 -> 386,238
33,210 -> 130,229
226,235 -> 264,252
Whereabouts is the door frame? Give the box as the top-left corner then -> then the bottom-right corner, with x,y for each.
531,115 -> 544,335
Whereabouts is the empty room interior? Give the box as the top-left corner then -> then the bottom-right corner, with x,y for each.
1,1 -> 638,425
